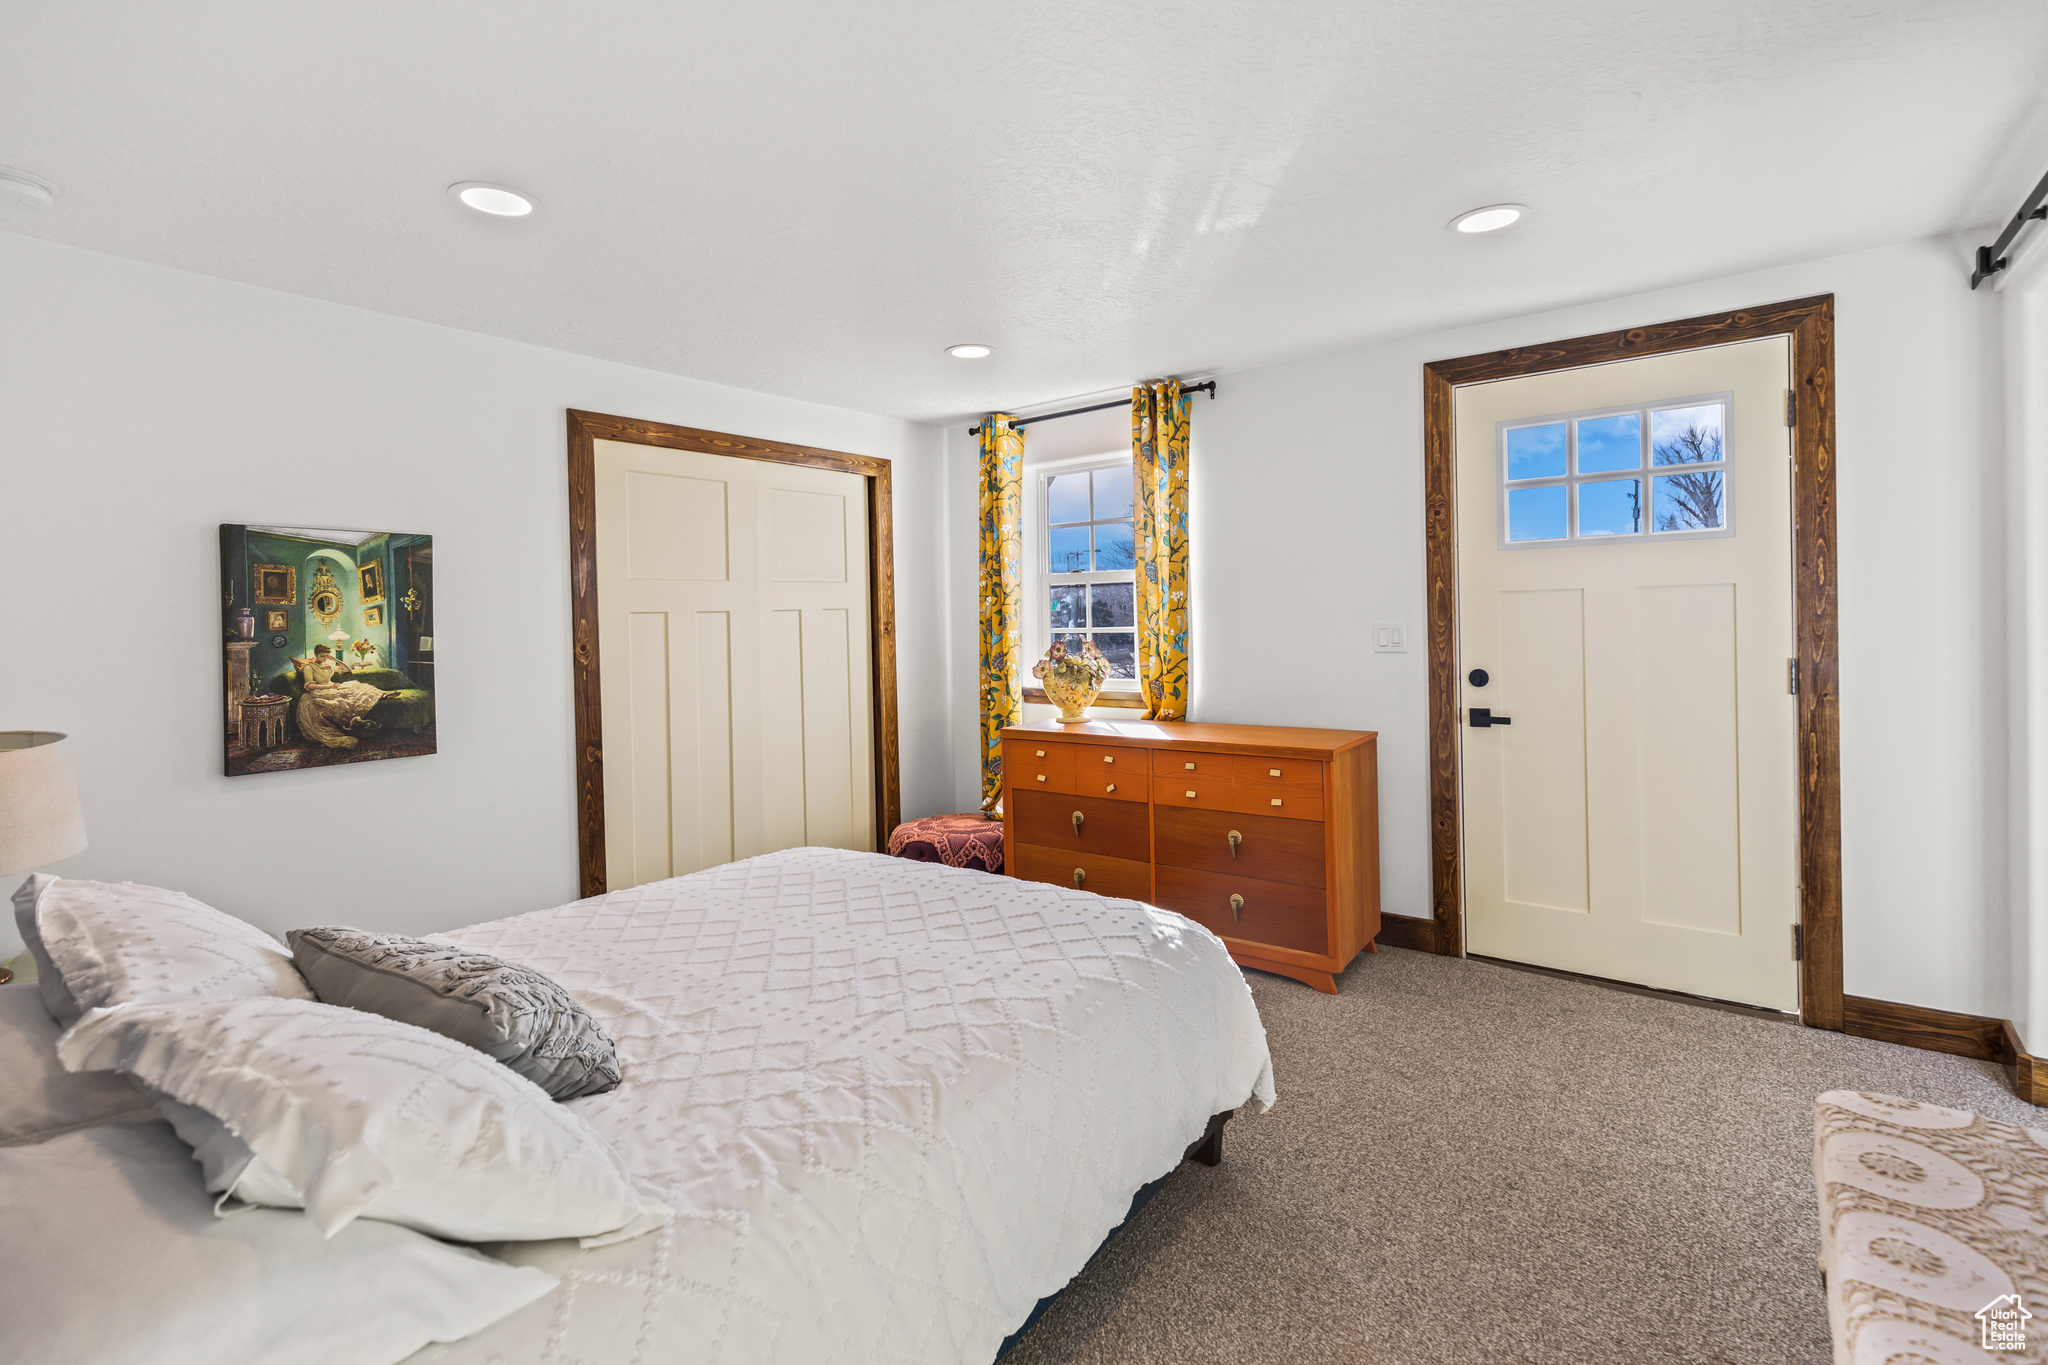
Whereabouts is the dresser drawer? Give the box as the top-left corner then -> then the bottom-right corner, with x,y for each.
1152,749 -> 1228,782
1071,744 -> 1147,802
1151,750 -> 1234,812
1231,756 -> 1324,820
1156,866 -> 1329,957
1014,843 -> 1152,901
1154,807 -> 1326,889
1010,789 -> 1149,860
1005,739 -> 1075,794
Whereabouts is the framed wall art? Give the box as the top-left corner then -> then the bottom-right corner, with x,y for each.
253,564 -> 296,605
220,524 -> 436,777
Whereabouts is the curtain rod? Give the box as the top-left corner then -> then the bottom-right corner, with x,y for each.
1970,164 -> 2048,288
969,380 -> 1217,436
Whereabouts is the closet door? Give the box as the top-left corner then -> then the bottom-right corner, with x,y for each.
593,439 -> 874,889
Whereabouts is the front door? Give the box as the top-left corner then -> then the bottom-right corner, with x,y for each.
1454,336 -> 1799,1010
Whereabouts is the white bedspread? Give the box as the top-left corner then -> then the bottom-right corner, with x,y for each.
409,847 -> 1274,1365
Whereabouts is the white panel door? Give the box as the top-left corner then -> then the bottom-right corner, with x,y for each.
594,440 -> 874,890
1455,337 -> 1798,1010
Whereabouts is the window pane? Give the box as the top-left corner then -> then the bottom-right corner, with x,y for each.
1651,404 -> 1724,465
1047,472 -> 1091,523
1092,632 -> 1136,678
1505,423 -> 1566,481
1092,467 -> 1133,521
1578,478 -> 1641,537
1049,585 -> 1084,629
1094,521 -> 1135,570
1576,413 -> 1641,474
1048,526 -> 1090,573
1506,485 -> 1567,542
1090,581 -> 1134,627
1653,471 -> 1725,530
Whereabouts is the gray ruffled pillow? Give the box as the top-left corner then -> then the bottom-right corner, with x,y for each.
285,928 -> 621,1101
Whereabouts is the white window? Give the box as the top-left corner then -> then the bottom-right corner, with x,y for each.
1499,392 -> 1733,547
1028,457 -> 1139,688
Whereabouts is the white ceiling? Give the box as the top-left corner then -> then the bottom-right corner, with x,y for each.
4,1 -> 2045,424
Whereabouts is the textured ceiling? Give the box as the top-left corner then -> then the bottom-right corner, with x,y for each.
3,1 -> 2046,423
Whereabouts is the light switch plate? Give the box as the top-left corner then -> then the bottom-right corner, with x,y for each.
1373,621 -> 1407,653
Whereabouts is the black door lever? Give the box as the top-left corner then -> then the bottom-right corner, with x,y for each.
1469,707 -> 1513,728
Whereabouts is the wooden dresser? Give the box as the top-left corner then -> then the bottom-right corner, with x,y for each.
1000,719 -> 1380,993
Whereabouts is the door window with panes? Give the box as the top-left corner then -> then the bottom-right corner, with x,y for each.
1036,461 -> 1137,684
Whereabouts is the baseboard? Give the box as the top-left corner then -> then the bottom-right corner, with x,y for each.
1842,994 -> 2045,1105
1374,914 -> 1440,954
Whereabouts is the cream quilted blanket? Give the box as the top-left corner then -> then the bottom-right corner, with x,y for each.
409,847 -> 1275,1365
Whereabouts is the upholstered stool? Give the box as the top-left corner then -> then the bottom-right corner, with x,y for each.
1815,1089 -> 2048,1362
887,814 -> 1004,875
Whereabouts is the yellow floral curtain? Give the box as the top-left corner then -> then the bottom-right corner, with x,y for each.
978,414 -> 1024,810
1133,380 -> 1190,720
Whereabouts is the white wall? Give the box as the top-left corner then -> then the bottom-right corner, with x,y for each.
0,232 -> 953,956
945,233 -> 2014,1022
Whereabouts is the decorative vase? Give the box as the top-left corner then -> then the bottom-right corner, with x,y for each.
1032,639 -> 1112,725
234,607 -> 256,641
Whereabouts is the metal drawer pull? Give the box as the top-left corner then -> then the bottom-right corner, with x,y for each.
1036,774 -> 1046,782
1227,830 -> 1241,857
1269,768 -> 1280,777
1072,867 -> 1086,888
1271,798 -> 1283,807
1103,755 -> 1114,763
1072,811 -> 1084,833
1229,893 -> 1244,921
1106,783 -> 1116,793
1184,762 -> 1195,770
1185,790 -> 1197,798
1036,749 -> 1046,757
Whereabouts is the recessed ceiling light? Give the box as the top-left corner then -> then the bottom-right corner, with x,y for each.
946,343 -> 993,359
449,182 -> 535,217
1451,204 -> 1526,234
0,168 -> 56,210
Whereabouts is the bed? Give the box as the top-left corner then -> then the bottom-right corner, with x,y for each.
6,846 -> 1274,1365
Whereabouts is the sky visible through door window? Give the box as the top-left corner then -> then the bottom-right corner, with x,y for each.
1500,395 -> 1731,546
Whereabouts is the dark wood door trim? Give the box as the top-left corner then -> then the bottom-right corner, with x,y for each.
1418,296 -> 1842,1030
565,409 -> 900,899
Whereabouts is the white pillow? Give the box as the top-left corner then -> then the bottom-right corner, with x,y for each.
26,876 -> 313,1018
11,873 -> 83,1024
0,982 -> 155,1145
58,996 -> 671,1247
0,1120 -> 557,1365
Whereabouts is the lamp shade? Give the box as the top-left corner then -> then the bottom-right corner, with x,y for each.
0,732 -> 88,877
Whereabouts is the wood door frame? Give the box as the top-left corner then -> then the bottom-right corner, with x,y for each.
565,409 -> 900,899
1414,296 -> 1843,1029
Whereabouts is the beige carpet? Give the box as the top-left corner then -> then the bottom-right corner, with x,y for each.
1002,946 -> 2043,1365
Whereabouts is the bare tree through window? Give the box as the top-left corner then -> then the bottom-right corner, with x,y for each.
1653,423 -> 1724,531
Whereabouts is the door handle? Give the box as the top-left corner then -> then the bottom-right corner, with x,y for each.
1469,707 -> 1513,728
1072,810 -> 1084,833
1072,867 -> 1086,888
1227,830 -> 1242,858
1229,893 -> 1244,921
